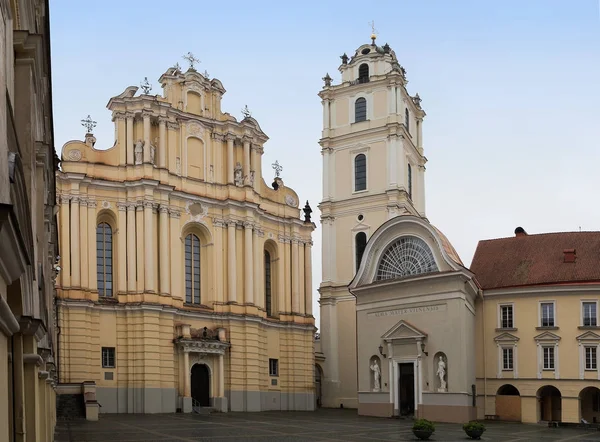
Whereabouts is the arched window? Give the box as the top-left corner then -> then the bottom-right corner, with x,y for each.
96,223 -> 113,297
408,163 -> 413,199
354,154 -> 367,191
355,98 -> 367,122
185,233 -> 201,304
358,63 -> 369,83
355,232 -> 367,272
265,251 -> 272,316
405,108 -> 410,133
376,236 -> 438,281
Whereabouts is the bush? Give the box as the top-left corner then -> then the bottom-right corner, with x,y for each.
463,421 -> 486,432
413,419 -> 435,432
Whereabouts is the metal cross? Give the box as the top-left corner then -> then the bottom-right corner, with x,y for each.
182,52 -> 200,70
173,62 -> 182,71
203,70 -> 210,79
272,160 -> 283,178
81,115 -> 96,134
140,77 -> 152,95
369,20 -> 378,36
241,105 -> 252,118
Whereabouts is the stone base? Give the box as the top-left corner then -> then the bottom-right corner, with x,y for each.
94,387 -> 178,413
181,397 -> 192,413
213,396 -> 228,412
418,404 -> 476,423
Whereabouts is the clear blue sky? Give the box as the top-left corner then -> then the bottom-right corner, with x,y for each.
50,1 -> 600,329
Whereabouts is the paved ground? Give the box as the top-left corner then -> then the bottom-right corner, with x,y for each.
55,409 -> 600,442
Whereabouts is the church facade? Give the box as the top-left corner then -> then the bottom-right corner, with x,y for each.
56,62 -> 316,414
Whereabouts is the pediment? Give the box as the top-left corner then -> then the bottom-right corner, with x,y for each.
494,332 -> 519,343
534,331 -> 561,342
381,320 -> 427,342
577,331 -> 600,342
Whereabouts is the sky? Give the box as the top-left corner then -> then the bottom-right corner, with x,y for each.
50,0 -> 600,330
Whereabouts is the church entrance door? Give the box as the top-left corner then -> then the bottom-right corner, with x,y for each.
191,364 -> 210,407
398,363 -> 415,416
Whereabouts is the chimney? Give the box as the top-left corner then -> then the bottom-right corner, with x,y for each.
515,227 -> 527,237
564,249 -> 576,263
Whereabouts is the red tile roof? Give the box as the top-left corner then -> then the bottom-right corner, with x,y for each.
470,231 -> 600,290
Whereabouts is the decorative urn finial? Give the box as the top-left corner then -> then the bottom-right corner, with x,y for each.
303,201 -> 313,223
322,73 -> 332,87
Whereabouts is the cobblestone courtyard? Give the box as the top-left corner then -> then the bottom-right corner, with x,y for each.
55,409 -> 600,442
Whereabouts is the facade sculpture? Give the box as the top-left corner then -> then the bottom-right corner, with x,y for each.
56,64 -> 316,414
370,360 -> 381,391
437,356 -> 446,391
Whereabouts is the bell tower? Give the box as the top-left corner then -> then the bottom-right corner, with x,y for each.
317,34 -> 428,408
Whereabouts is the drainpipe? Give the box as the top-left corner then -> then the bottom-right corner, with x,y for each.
11,335 -> 16,442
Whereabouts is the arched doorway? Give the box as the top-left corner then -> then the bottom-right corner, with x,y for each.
191,364 -> 210,407
537,385 -> 561,422
315,364 -> 323,408
580,387 -> 600,423
495,384 -> 521,421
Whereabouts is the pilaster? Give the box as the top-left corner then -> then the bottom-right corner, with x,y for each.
117,202 -> 127,293
227,220 -> 237,302
126,203 -> 137,292
158,117 -> 167,169
126,113 -> 134,165
143,201 -> 155,292
87,200 -> 97,291
158,205 -> 170,295
79,198 -> 89,289
59,195 -> 71,287
243,222 -> 254,304
70,196 -> 80,287
135,203 -> 144,292
304,241 -> 313,316
242,137 -> 251,185
226,134 -> 235,184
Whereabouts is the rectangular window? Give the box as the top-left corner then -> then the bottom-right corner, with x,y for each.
500,305 -> 514,329
502,347 -> 513,370
540,302 -> 555,327
543,346 -> 555,370
102,347 -> 115,368
586,347 -> 597,370
583,302 -> 597,326
269,358 -> 279,377
354,154 -> 367,191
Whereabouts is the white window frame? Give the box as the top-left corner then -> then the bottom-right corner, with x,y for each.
494,333 -> 519,379
539,301 -> 556,327
577,332 -> 600,380
585,346 -> 598,371
581,300 -> 598,327
542,346 -> 555,370
102,347 -> 116,369
348,92 -> 372,123
269,358 -> 279,377
498,303 -> 515,329
350,146 -> 370,194
502,347 -> 514,371
535,332 -> 560,379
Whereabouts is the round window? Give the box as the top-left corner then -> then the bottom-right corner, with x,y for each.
361,48 -> 371,55
358,214 -> 364,221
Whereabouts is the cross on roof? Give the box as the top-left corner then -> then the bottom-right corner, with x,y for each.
182,52 -> 200,70
81,115 -> 96,134
140,77 -> 152,95
272,160 -> 282,178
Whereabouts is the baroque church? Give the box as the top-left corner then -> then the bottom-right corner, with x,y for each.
55,61 -> 316,414
315,35 -> 479,422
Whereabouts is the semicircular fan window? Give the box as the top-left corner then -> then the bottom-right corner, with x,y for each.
375,236 -> 438,281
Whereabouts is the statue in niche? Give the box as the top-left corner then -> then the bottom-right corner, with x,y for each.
134,140 -> 144,165
249,170 -> 255,186
437,355 -> 447,391
370,359 -> 381,392
149,139 -> 156,165
234,162 -> 243,187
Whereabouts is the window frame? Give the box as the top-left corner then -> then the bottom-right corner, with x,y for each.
357,63 -> 369,83
96,222 -> 114,297
353,153 -> 367,192
102,347 -> 116,369
582,301 -> 598,327
498,304 -> 515,329
354,97 -> 367,123
405,108 -> 410,133
502,347 -> 514,371
539,301 -> 556,327
269,358 -> 279,377
585,346 -> 598,371
354,231 -> 367,273
542,346 -> 555,370
264,250 -> 272,317
184,233 -> 201,305
407,163 -> 413,200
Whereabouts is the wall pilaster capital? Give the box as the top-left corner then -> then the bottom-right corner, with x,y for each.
277,234 -> 291,244
126,202 -> 136,212
135,200 -> 144,211
212,218 -> 226,228
158,116 -> 169,125
87,199 -> 97,209
142,201 -> 154,210
166,121 -> 180,130
125,112 -> 136,120
59,195 -> 72,204
142,110 -> 154,120
225,133 -> 236,142
243,221 -> 254,230
242,135 -> 252,145
168,208 -> 181,218
321,215 -> 335,225
70,196 -> 80,204
79,198 -> 89,208
212,132 -> 225,142
256,229 -> 265,238
158,205 -> 169,214
113,112 -> 127,121
117,202 -> 128,212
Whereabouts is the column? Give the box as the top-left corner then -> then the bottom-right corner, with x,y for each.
322,99 -> 330,129
59,195 -> 71,287
253,228 -> 262,309
143,201 -> 155,292
117,203 -> 127,293
227,221 -> 237,302
243,222 -> 254,304
159,205 -> 170,294
136,204 -> 144,292
169,209 -> 182,299
126,204 -> 137,292
158,117 -> 167,168
183,351 -> 190,397
387,85 -> 395,114
321,147 -> 330,200
219,354 -> 225,397
417,118 -> 423,149
226,134 -> 235,184
213,220 -> 224,303
126,113 -> 134,165
242,137 -> 250,185
70,196 -> 80,287
79,199 -> 89,289
321,219 -> 331,282
298,242 -> 305,315
291,238 -> 300,313
87,200 -> 97,291
116,114 -> 126,165
277,241 -> 285,314
304,241 -> 313,316
143,112 -> 151,163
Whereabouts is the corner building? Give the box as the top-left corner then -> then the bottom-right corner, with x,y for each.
56,65 -> 316,414
317,37 -> 479,422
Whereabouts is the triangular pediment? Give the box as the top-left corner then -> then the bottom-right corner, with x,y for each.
534,331 -> 561,342
494,332 -> 519,343
381,320 -> 427,341
577,331 -> 600,342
